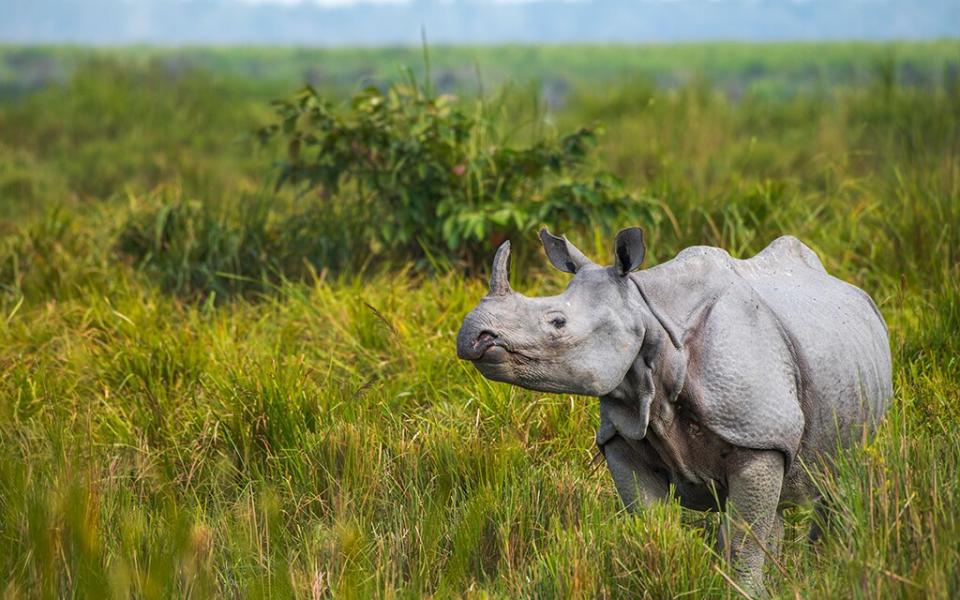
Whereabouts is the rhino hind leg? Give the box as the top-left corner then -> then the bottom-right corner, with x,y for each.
722,449 -> 785,597
601,435 -> 670,510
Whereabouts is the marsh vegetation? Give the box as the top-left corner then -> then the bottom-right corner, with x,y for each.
0,43 -> 958,597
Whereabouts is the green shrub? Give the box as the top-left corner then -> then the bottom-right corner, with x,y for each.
260,80 -> 649,264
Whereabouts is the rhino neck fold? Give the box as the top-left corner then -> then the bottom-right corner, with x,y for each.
638,310 -> 688,407
629,275 -> 683,351
596,287 -> 689,447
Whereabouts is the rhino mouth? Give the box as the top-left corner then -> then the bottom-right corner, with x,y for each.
468,340 -> 536,365
473,343 -> 511,363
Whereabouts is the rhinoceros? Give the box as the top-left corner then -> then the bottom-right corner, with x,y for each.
456,228 -> 892,593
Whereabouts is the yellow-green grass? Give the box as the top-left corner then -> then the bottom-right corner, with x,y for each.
1,46 -> 958,597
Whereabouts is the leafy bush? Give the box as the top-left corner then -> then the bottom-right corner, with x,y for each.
259,80 -> 648,264
115,80 -> 651,299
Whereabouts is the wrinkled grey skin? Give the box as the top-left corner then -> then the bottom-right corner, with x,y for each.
456,228 -> 892,595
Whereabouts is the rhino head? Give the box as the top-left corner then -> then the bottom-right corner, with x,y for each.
456,227 -> 650,396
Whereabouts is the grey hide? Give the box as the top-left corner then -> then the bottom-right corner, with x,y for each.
456,228 -> 892,595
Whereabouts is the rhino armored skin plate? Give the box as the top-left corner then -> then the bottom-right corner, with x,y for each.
456,227 -> 892,594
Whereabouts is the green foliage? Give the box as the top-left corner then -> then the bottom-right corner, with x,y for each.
114,190 -> 369,299
0,59 -> 268,203
0,207 -> 112,302
1,44 -> 959,598
261,81 -> 643,263
116,193 -> 274,299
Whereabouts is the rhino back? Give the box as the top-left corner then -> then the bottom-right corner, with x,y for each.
733,237 -> 893,452
638,236 -> 892,467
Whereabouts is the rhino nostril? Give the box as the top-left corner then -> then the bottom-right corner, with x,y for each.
476,330 -> 499,346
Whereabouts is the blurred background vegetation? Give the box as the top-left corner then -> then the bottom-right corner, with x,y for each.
0,42 -> 958,597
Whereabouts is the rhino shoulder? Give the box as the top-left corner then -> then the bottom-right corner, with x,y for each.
674,244 -> 735,266
746,235 -> 826,274
680,281 -> 806,467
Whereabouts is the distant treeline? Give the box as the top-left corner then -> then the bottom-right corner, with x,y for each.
2,42 -> 960,102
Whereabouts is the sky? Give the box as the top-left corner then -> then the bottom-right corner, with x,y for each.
237,0 -> 411,5
2,0 -> 959,45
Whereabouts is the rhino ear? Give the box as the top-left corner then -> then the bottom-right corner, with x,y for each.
613,227 -> 646,276
539,228 -> 592,274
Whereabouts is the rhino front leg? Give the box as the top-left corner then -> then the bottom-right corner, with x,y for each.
722,449 -> 784,596
602,435 -> 670,510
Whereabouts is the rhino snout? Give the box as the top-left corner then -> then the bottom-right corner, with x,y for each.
456,320 -> 503,361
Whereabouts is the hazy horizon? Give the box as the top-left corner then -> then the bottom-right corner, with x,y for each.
3,0 -> 959,46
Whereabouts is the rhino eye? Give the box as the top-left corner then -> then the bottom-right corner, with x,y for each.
549,316 -> 567,329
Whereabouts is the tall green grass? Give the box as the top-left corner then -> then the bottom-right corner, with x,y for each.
1,45 -> 958,597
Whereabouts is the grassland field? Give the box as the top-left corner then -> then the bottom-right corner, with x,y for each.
0,43 -> 959,598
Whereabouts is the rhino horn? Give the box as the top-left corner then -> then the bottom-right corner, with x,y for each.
488,241 -> 512,296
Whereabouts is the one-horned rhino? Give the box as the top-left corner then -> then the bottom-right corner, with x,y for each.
456,228 -> 892,594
